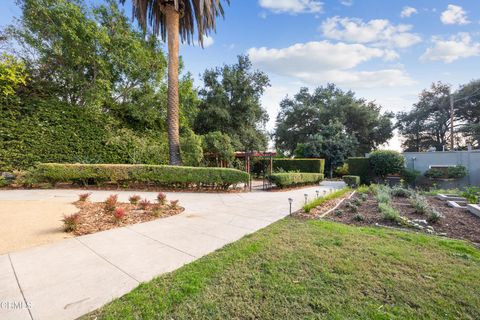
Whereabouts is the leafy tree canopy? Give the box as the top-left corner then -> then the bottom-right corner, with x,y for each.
396,82 -> 451,152
194,55 -> 270,151
294,121 -> 358,178
275,84 -> 394,156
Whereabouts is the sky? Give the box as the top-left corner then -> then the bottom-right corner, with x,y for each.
2,0 -> 480,150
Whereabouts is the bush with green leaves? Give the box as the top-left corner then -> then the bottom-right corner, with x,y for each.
343,175 -> 360,187
390,187 -> 412,198
427,208 -> 443,223
378,202 -> 401,222
375,186 -> 391,204
425,166 -> 468,179
346,157 -> 373,184
369,150 -> 405,179
30,163 -> 249,190
401,168 -> 421,186
462,187 -> 480,204
409,194 -> 430,215
345,201 -> 358,213
268,172 -> 324,188
353,214 -> 365,222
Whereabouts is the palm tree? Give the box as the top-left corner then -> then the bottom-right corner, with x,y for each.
120,0 -> 229,165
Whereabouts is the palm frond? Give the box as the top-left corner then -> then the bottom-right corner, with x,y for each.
120,0 -> 229,46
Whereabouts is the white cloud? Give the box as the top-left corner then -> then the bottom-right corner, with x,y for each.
340,0 -> 353,6
440,4 -> 470,25
400,6 -> 417,18
421,33 -> 480,63
248,41 -> 415,88
321,16 -> 422,48
202,36 -> 214,48
258,0 -> 323,14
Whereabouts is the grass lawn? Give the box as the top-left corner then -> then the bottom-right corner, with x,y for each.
86,218 -> 480,319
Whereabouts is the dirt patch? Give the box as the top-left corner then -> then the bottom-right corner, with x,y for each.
427,198 -> 480,245
0,201 -> 75,254
70,200 -> 184,236
303,192 -> 480,247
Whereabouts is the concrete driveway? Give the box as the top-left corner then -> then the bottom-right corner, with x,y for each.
0,181 -> 344,320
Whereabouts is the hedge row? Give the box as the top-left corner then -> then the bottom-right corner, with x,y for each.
346,157 -> 373,184
267,172 -> 324,188
343,175 -> 360,187
30,163 -> 250,190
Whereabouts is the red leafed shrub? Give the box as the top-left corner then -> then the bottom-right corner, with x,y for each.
62,213 -> 80,232
78,193 -> 91,202
139,198 -> 151,210
157,192 -> 167,205
104,194 -> 118,212
170,200 -> 179,209
129,195 -> 141,205
114,208 -> 126,222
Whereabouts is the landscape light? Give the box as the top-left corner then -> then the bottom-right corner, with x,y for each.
304,194 -> 308,205
316,190 -> 319,198
288,198 -> 293,214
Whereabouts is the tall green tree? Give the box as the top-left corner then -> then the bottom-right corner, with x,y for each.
455,79 -> 480,147
195,55 -> 270,151
294,121 -> 358,178
275,84 -> 393,156
396,82 -> 452,151
121,0 -> 229,165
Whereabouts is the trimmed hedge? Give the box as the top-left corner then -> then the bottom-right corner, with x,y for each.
273,158 -> 325,174
343,175 -> 360,187
347,157 -> 373,184
30,163 -> 249,190
267,172 -> 324,188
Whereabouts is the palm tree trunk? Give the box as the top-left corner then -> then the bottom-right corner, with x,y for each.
165,6 -> 182,165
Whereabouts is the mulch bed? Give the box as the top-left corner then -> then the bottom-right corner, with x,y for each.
70,201 -> 184,236
293,192 -> 353,219
303,192 -> 480,247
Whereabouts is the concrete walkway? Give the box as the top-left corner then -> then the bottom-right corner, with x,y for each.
0,181 -> 344,320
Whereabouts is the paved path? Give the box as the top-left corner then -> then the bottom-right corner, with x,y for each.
0,181 -> 344,320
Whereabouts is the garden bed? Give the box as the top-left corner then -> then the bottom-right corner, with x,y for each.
302,187 -> 480,247
66,193 -> 184,236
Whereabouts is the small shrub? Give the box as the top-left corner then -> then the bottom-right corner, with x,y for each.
170,200 -> 179,209
351,198 -> 362,206
390,187 -> 412,198
152,206 -> 162,217
334,209 -> 344,217
62,213 -> 80,232
345,201 -> 358,213
357,185 -> 369,194
157,192 -> 167,205
113,208 -> 126,222
378,202 -> 400,222
139,199 -> 151,210
343,175 -> 360,188
78,193 -> 91,202
427,208 -> 443,223
410,194 -> 429,215
353,214 -> 365,222
360,193 -> 368,202
401,168 -> 421,186
104,194 -> 118,212
0,176 -> 9,187
129,195 -> 141,205
376,190 -> 391,204
462,187 -> 480,204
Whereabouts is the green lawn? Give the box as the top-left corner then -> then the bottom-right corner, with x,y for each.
86,218 -> 480,320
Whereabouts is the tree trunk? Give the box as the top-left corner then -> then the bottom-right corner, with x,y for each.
165,6 -> 182,165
